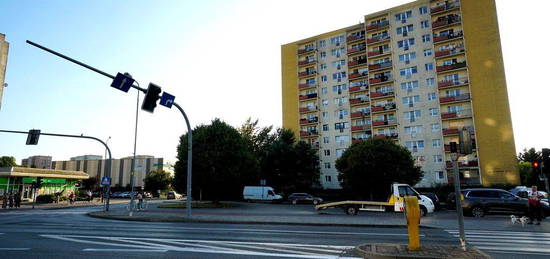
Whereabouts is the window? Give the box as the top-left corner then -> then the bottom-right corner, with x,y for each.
333,84 -> 347,93
334,109 -> 348,119
419,6 -> 428,15
422,34 -> 431,42
322,112 -> 329,118
332,72 -> 346,80
432,139 -> 441,147
324,149 -> 331,156
400,66 -> 418,77
325,175 -> 332,182
402,95 -> 420,105
335,135 -> 349,142
397,38 -> 415,48
336,149 -> 346,158
395,11 -> 412,21
321,75 -> 327,82
406,140 -> 424,151
320,63 -> 327,70
322,99 -> 329,106
398,52 -> 416,63
396,24 -> 414,35
431,123 -> 440,131
433,155 -> 443,162
321,87 -> 328,94
333,97 -> 348,105
421,20 -> 430,28
425,63 -> 434,71
324,162 -> 331,169
437,171 -> 445,179
424,49 -> 432,56
323,137 -> 329,144
330,35 -> 345,45
334,122 -> 349,129
404,125 -> 422,134
400,81 -> 419,90
429,108 -> 439,116
320,51 -> 326,58
446,89 -> 461,97
319,40 -> 326,48
426,78 -> 435,86
404,110 -> 421,121
332,60 -> 346,68
322,124 -> 329,131
447,105 -> 463,113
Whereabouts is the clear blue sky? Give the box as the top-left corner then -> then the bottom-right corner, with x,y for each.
1,0 -> 549,165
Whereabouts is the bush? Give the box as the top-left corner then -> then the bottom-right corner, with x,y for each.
36,194 -> 55,203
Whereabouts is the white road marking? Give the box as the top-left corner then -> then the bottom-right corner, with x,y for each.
83,248 -> 167,252
0,248 -> 31,251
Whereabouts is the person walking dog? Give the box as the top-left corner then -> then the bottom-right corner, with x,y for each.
528,186 -> 544,225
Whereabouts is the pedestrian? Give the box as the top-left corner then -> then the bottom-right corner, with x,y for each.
14,192 -> 21,208
137,192 -> 143,210
69,192 -> 75,205
2,194 -> 7,209
87,190 -> 93,203
8,192 -> 14,208
528,186 -> 544,225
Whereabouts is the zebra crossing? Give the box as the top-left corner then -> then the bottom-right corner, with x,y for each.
446,229 -> 550,256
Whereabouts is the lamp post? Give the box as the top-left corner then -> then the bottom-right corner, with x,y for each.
129,85 -> 140,216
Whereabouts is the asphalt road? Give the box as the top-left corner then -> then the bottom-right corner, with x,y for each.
0,202 -> 548,258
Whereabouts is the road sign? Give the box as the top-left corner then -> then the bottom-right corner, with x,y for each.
100,176 -> 111,186
26,129 -> 41,145
110,72 -> 135,92
160,92 -> 175,108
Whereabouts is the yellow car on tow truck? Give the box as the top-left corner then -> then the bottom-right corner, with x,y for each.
315,183 -> 435,216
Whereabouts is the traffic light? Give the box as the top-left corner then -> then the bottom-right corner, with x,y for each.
532,160 -> 542,177
458,127 -> 473,155
449,142 -> 458,153
26,129 -> 41,145
542,148 -> 550,176
141,83 -> 162,113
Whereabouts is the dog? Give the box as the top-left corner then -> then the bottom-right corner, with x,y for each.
510,215 -> 529,227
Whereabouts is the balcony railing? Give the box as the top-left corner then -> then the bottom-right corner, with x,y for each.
369,75 -> 392,85
436,61 -> 466,72
439,93 -> 471,104
300,130 -> 319,137
367,34 -> 390,44
368,49 -> 390,57
441,109 -> 472,120
371,102 -> 396,112
299,93 -> 318,100
438,78 -> 469,88
368,61 -> 392,71
347,34 -> 366,42
349,71 -> 368,79
445,160 -> 479,169
299,106 -> 317,113
349,85 -> 368,93
430,1 -> 460,14
351,125 -> 369,132
433,31 -> 463,43
297,47 -> 316,55
366,20 -> 389,31
372,119 -> 397,127
370,91 -> 395,99
374,133 -> 398,139
351,111 -> 370,118
442,128 -> 459,136
348,45 -> 366,54
350,98 -> 368,105
298,59 -> 316,66
432,15 -> 461,29
299,117 -> 319,125
298,83 -> 316,89
435,47 -> 465,57
298,70 -> 317,77
348,59 -> 367,67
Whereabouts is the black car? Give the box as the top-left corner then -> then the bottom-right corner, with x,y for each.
421,192 -> 441,211
460,188 -> 550,217
287,193 -> 323,205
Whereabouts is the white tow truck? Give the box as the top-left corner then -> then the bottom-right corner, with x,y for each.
315,183 -> 435,216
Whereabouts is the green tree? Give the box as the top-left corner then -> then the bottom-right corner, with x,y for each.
238,118 -> 276,180
336,138 -> 422,200
174,118 -> 257,202
518,148 -> 541,162
0,156 -> 17,167
144,170 -> 173,195
518,161 -> 534,186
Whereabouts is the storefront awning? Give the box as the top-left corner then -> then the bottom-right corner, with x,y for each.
0,167 -> 89,180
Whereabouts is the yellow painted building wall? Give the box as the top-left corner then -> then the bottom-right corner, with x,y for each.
461,0 -> 519,185
281,44 -> 299,136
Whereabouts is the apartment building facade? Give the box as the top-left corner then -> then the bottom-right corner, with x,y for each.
282,0 -> 518,188
0,33 -> 8,110
21,155 -> 53,169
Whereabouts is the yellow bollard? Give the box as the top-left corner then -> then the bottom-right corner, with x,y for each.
405,196 -> 421,251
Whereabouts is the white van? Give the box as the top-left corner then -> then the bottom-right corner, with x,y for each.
243,186 -> 283,202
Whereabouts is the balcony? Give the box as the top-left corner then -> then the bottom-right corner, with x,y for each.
348,45 -> 366,55
297,47 -> 316,55
442,128 -> 459,136
367,34 -> 390,44
350,98 -> 368,105
435,46 -> 465,57
371,102 -> 396,113
348,59 -> 367,67
368,61 -> 392,72
372,119 -> 397,127
347,34 -> 365,43
436,61 -> 466,72
298,70 -> 317,78
299,106 -> 317,113
366,20 -> 389,31
369,75 -> 392,85
445,160 -> 479,169
349,85 -> 368,93
439,93 -> 471,104
370,91 -> 395,99
368,49 -> 390,57
374,133 -> 398,139
432,15 -> 461,29
351,111 -> 369,118
298,59 -> 316,66
438,78 -> 469,88
351,125 -> 369,132
298,83 -> 316,89
433,31 -> 463,44
299,93 -> 318,101
300,130 -> 319,137
441,109 -> 472,120
349,71 -> 368,80
299,117 -> 319,125
431,1 -> 460,15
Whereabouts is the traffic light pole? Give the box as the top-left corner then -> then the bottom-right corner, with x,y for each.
451,152 -> 467,251
0,129 -> 113,211
25,40 -> 194,217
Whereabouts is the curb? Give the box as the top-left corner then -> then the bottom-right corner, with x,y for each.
86,212 -> 438,229
355,243 -> 492,259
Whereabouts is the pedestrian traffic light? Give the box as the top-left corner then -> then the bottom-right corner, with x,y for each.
26,129 -> 41,145
458,127 -> 473,155
542,148 -> 550,176
141,83 -> 162,113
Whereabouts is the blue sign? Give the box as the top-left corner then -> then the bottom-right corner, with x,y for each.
160,92 -> 175,108
110,73 -> 135,92
100,177 -> 111,186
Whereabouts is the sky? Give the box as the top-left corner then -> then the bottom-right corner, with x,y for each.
0,0 -> 549,165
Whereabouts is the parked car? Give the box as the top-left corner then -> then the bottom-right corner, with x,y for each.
287,193 -> 323,205
167,191 -> 183,200
509,186 -> 548,199
460,188 -> 550,217
111,192 -> 122,198
243,186 -> 283,202
421,192 -> 441,211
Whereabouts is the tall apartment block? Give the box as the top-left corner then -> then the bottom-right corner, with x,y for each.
282,0 -> 518,188
0,33 -> 8,110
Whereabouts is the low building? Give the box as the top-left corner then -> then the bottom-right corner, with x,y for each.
0,167 -> 89,201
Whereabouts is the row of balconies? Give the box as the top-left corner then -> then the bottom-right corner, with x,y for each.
374,133 -> 399,139
299,106 -> 317,113
351,125 -> 371,132
299,117 -> 319,125
348,59 -> 367,67
367,34 -> 390,44
366,20 -> 390,31
439,93 -> 470,104
349,71 -> 369,79
368,48 -> 391,57
369,75 -> 392,85
299,93 -> 318,100
351,111 -> 370,118
298,47 -> 316,55
442,126 -> 474,137
445,160 -> 479,169
349,85 -> 369,93
299,130 -> 319,137
435,46 -> 465,57
347,33 -> 366,43
298,83 -> 316,89
432,14 -> 461,29
436,61 -> 466,72
371,102 -> 396,113
348,45 -> 366,54
298,70 -> 317,77
368,61 -> 392,71
350,98 -> 369,105
370,91 -> 394,99
372,119 -> 397,128
438,78 -> 468,88
430,1 -> 460,15
298,59 -> 316,66
441,109 -> 472,120
433,31 -> 463,43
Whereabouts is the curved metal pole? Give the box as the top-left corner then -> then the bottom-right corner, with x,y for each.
172,103 -> 192,217
0,129 -> 113,211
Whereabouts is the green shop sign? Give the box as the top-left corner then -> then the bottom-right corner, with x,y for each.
22,177 -> 66,184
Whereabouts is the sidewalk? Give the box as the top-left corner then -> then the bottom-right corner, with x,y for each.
0,198 -> 129,211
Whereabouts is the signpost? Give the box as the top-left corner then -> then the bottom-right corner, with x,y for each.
100,176 -> 111,186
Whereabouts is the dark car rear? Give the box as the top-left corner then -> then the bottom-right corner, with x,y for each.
287,193 -> 323,205
421,192 -> 440,211
460,188 -> 550,217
